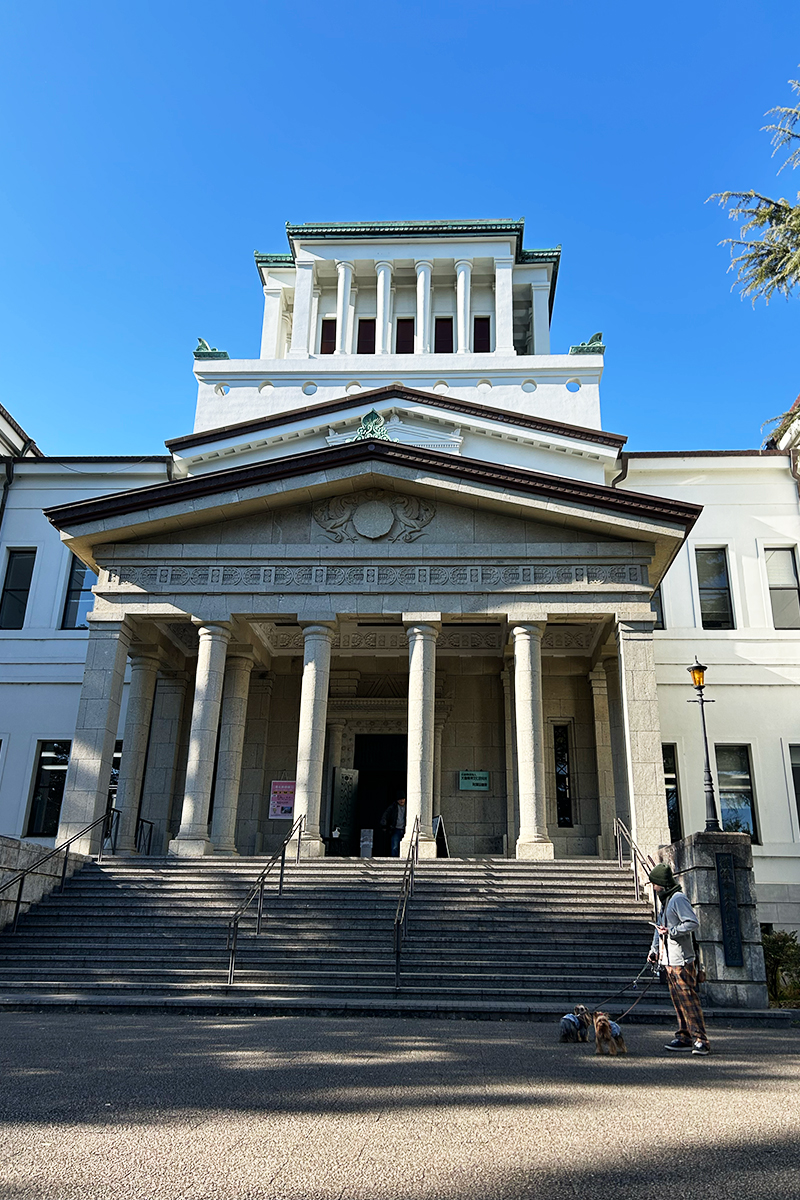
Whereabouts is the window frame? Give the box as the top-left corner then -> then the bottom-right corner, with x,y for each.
691,544 -> 737,631
395,317 -> 415,354
356,317 -> 376,355
714,742 -> 760,843
761,543 -> 800,631
24,738 -> 72,839
651,584 -> 666,630
61,553 -> 98,631
472,314 -> 493,353
319,316 -> 337,355
0,547 -> 37,631
433,316 -> 454,354
661,743 -> 683,842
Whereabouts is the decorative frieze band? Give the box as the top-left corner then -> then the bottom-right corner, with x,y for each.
105,561 -> 648,592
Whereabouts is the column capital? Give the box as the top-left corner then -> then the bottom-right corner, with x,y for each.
494,255 -> 514,267
511,621 -> 547,640
588,665 -> 609,693
404,622 -> 440,640
454,258 -> 473,271
263,283 -> 283,297
191,618 -> 234,639
294,258 -> 315,271
530,280 -> 550,292
414,258 -> 434,272
224,643 -> 257,666
335,259 -> 355,272
615,616 -> 657,641
128,642 -> 162,666
375,259 -> 394,272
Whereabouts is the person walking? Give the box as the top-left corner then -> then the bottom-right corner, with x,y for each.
380,796 -> 407,857
647,863 -> 711,1056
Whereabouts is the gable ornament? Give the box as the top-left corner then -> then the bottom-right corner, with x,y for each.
350,409 -> 392,441
313,489 -> 435,543
569,332 -> 605,355
194,337 -> 230,360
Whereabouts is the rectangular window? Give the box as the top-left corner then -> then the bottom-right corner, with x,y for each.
320,319 -> 336,355
395,318 -> 414,354
765,548 -> 800,629
662,744 -> 682,842
61,555 -> 98,630
715,744 -> 758,840
473,316 -> 491,353
553,725 -> 573,827
356,318 -> 376,354
26,740 -> 71,838
106,740 -> 123,812
652,585 -> 665,630
0,549 -> 36,630
695,548 -> 735,630
790,746 -> 800,828
434,317 -> 454,354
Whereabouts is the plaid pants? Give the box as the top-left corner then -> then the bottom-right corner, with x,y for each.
666,962 -> 709,1045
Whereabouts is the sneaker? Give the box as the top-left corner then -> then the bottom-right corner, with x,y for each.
692,1042 -> 711,1056
664,1038 -> 693,1051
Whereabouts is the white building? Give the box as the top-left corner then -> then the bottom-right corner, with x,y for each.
0,219 -> 798,931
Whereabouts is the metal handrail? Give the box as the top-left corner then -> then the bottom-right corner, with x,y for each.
136,817 -> 154,856
0,807 -> 121,934
613,816 -> 656,903
392,816 -> 420,991
226,814 -> 306,985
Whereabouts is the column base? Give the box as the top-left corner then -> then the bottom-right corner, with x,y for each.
211,845 -> 240,856
516,838 -> 555,860
597,832 -> 617,860
416,835 -> 438,860
296,834 -> 326,859
168,836 -> 215,858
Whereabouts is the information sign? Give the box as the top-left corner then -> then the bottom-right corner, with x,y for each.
458,771 -> 489,791
268,780 -> 296,819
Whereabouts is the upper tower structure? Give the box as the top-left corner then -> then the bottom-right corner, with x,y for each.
192,220 -> 604,436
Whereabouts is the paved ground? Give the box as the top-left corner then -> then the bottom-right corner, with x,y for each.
1,1014 -> 799,1200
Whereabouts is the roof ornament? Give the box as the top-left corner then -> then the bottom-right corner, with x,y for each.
194,338 -> 230,360
350,409 -> 393,442
569,332 -> 605,355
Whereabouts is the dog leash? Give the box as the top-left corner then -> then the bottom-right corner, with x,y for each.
586,963 -> 659,1015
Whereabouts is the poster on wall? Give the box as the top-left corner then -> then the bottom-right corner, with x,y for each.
268,780 -> 296,820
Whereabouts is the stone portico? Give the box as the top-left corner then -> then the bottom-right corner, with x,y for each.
47,439 -> 698,865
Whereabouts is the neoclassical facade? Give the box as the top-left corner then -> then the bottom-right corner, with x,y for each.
1,220 -> 799,927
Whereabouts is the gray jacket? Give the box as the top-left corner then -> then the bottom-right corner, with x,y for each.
650,889 -> 700,968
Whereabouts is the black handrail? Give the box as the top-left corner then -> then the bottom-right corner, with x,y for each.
0,807 -> 121,934
226,814 -> 306,985
136,817 -> 154,856
613,816 -> 655,904
393,816 -> 420,991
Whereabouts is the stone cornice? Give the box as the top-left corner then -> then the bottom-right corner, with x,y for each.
45,439 -> 702,534
166,383 -> 626,454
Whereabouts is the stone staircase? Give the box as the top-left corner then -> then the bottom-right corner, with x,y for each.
0,857 -> 668,1017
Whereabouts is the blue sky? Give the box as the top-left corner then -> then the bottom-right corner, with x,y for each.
1,1 -> 798,456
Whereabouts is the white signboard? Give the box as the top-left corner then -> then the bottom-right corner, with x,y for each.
269,780 -> 296,820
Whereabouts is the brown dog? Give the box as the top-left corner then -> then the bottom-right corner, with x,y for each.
593,1011 -> 627,1056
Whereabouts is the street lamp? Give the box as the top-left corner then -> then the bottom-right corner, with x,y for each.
687,657 -> 722,833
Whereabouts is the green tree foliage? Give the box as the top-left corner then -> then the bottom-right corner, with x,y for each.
710,71 -> 800,303
761,929 -> 800,1005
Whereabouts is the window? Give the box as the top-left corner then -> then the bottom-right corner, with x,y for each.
106,740 -> 123,812
715,745 -> 758,840
356,318 -> 376,354
473,316 -> 491,353
320,319 -> 336,355
0,549 -> 36,630
395,318 -> 414,354
652,585 -> 665,630
765,548 -> 800,629
662,745 -> 682,842
790,746 -> 800,829
26,741 -> 71,837
695,548 -> 735,630
61,555 -> 97,630
553,725 -> 573,827
434,317 -> 454,354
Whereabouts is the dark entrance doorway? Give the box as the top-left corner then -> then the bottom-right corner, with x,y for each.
354,734 -> 407,857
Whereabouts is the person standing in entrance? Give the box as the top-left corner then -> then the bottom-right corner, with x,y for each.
380,796 -> 407,857
647,863 -> 711,1056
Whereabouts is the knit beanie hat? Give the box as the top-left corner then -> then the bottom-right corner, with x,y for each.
648,863 -> 676,890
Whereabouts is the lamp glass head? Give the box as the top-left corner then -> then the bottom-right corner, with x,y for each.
688,659 -> 706,688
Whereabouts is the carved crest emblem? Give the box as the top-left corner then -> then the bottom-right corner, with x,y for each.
312,489 -> 435,543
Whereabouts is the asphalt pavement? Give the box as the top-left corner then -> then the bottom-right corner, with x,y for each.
1,1013 -> 799,1199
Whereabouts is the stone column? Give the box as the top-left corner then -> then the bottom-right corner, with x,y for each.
334,261 -> 354,355
494,256 -> 516,356
501,666 -> 518,857
323,717 -> 347,837
375,261 -> 393,354
308,287 -> 320,354
455,259 -> 472,354
260,285 -> 283,358
346,286 -> 357,355
56,618 -> 133,855
433,719 -> 445,816
531,281 -> 550,355
169,621 -> 232,857
512,623 -> 554,859
404,620 -> 440,858
414,260 -> 433,354
294,624 -> 335,857
210,646 -> 256,855
115,645 -> 162,854
139,671 -> 189,855
615,618 -> 670,861
589,663 -> 617,859
288,260 -> 314,357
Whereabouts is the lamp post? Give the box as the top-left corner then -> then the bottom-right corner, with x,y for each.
687,657 -> 721,833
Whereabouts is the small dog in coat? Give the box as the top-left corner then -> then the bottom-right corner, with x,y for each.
593,1011 -> 627,1056
559,1004 -> 592,1042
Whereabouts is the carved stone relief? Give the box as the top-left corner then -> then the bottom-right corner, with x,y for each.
312,489 -> 435,543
